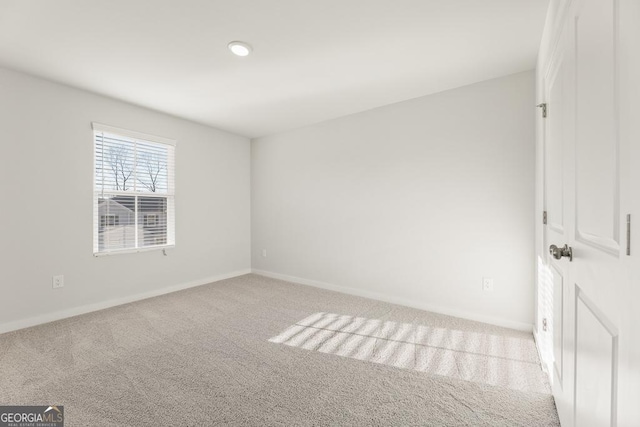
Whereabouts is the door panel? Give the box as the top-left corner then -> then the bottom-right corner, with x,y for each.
575,286 -> 618,427
575,0 -> 620,254
546,60 -> 564,233
552,265 -> 564,384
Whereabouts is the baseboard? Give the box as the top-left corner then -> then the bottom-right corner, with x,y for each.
252,269 -> 533,332
0,269 -> 252,335
533,328 -> 553,381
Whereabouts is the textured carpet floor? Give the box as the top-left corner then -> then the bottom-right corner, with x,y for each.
0,274 -> 559,426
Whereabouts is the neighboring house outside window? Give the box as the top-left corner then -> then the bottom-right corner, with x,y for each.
93,123 -> 176,255
144,214 -> 158,227
100,214 -> 119,227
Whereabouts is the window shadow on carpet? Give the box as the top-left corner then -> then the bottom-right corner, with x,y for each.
269,312 -> 550,394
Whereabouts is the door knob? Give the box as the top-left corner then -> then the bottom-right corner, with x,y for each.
549,244 -> 573,261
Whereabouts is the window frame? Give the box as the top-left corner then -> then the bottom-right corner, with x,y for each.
92,123 -> 176,257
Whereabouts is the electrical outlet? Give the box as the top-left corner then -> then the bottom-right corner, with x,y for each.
482,277 -> 494,292
262,249 -> 267,258
52,275 -> 64,289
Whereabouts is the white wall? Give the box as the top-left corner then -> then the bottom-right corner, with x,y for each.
252,71 -> 535,329
0,67 -> 251,332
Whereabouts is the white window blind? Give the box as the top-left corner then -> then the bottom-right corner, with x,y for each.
92,123 -> 176,255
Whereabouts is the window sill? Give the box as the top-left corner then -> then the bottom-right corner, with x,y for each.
93,245 -> 175,257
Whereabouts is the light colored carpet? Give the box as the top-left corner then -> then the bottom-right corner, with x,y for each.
0,274 -> 559,426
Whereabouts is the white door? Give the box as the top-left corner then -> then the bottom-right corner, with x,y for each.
541,0 -> 638,426
542,18 -> 574,425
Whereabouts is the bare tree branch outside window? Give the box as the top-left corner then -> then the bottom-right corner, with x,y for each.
104,143 -> 167,192
107,144 -> 134,191
137,152 -> 167,192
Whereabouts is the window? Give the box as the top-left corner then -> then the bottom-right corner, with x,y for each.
93,123 -> 175,255
101,214 -> 119,227
143,214 -> 157,227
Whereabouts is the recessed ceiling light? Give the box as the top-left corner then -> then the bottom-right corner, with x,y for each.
228,41 -> 252,57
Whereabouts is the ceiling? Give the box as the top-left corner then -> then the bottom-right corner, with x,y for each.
0,0 -> 549,138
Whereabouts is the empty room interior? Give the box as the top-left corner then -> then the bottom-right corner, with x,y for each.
0,1 -> 638,426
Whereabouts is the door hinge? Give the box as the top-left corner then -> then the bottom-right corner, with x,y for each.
537,103 -> 547,118
626,214 -> 631,256
543,211 -> 548,225
542,318 -> 548,332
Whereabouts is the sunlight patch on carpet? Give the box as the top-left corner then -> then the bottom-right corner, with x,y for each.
269,312 -> 549,394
